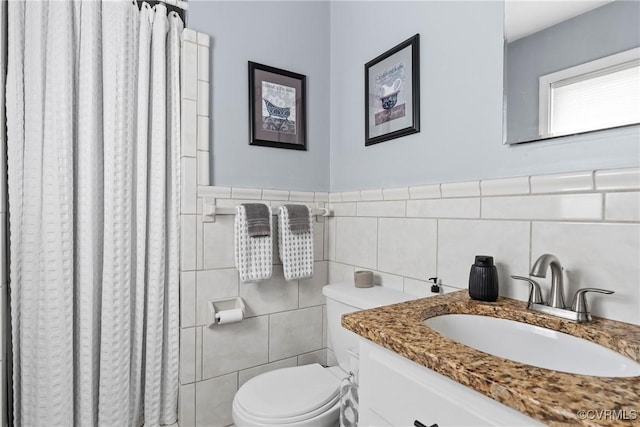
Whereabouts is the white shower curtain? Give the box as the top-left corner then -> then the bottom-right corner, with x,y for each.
5,1 -> 182,425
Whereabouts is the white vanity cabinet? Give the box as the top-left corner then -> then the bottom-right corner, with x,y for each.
358,340 -> 543,427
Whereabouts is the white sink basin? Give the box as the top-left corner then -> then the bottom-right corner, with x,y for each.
424,314 -> 640,377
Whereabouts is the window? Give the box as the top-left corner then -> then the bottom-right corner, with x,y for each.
539,48 -> 640,137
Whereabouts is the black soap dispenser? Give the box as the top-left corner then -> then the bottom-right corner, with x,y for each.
468,255 -> 499,302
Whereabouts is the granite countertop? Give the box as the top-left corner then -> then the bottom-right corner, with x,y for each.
341,290 -> 640,427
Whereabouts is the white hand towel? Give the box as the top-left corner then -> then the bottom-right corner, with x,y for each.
278,205 -> 314,280
235,204 -> 273,282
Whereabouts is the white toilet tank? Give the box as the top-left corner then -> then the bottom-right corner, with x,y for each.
322,283 -> 417,370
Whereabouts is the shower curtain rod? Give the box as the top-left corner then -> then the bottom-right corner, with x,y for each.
136,0 -> 187,20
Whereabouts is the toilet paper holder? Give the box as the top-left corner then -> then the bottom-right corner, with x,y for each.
208,297 -> 246,327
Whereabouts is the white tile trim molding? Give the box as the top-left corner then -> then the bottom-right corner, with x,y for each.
328,167 -> 640,205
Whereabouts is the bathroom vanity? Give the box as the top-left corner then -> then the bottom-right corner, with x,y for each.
358,340 -> 542,426
342,291 -> 640,426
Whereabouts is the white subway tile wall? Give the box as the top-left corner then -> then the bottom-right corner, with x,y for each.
181,32 -> 198,100
289,190 -> 315,202
328,261 -> 355,284
197,116 -> 209,152
407,197 -> 480,218
299,262 -> 329,307
195,373 -> 237,427
327,167 -> 640,329
182,27 -> 197,43
198,185 -> 231,199
481,193 -> 602,220
197,151 -> 210,186
314,192 -> 330,202
195,328 -> 203,382
202,217 -> 236,269
383,186 -> 410,200
181,215 -> 197,271
480,176 -> 530,196
328,192 -> 342,203
182,200 -> 330,427
262,189 -> 290,201
231,187 -> 262,200
529,171 -> 594,194
335,217 -> 378,268
197,45 -> 209,82
269,306 -> 324,360
440,180 -> 480,198
409,183 -> 441,199
195,214 -> 204,269
377,218 -> 438,280
239,267 -> 299,317
237,357 -> 298,389
215,197 -> 268,209
180,271 -> 196,328
196,81 -> 209,116
178,383 -> 196,427
197,31 -> 210,46
181,157 -> 197,214
202,316 -> 270,379
180,328 -> 197,384
360,188 -> 384,201
605,192 -> 640,221
181,99 -> 197,157
356,201 -> 406,217
595,167 -> 640,191
340,191 -> 361,202
329,202 -> 356,217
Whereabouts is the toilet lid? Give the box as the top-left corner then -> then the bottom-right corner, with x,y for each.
235,364 -> 340,420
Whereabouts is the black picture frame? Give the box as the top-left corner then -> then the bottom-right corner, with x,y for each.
249,61 -> 307,150
365,34 -> 420,146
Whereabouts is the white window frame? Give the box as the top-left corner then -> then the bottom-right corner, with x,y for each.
538,47 -> 640,137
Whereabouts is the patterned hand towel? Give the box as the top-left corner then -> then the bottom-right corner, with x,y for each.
235,204 -> 273,282
278,205 -> 314,280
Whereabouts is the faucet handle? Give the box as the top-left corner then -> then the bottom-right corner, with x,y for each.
571,288 -> 614,318
511,275 -> 544,306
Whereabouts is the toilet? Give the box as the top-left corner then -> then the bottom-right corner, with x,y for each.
231,282 -> 417,427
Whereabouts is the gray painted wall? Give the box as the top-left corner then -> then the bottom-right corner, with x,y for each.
188,1 -> 639,192
506,0 -> 640,143
188,1 -> 330,191
329,1 -> 640,191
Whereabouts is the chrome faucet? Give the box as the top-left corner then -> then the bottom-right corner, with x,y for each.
530,254 -> 565,308
511,254 -> 614,323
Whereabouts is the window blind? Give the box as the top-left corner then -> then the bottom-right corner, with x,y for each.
549,62 -> 640,135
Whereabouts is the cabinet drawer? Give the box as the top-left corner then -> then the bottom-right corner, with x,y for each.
359,341 -> 543,427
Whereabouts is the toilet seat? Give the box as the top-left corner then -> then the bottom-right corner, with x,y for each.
233,364 -> 341,425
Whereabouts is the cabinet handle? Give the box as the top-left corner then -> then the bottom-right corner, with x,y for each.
414,421 -> 438,427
